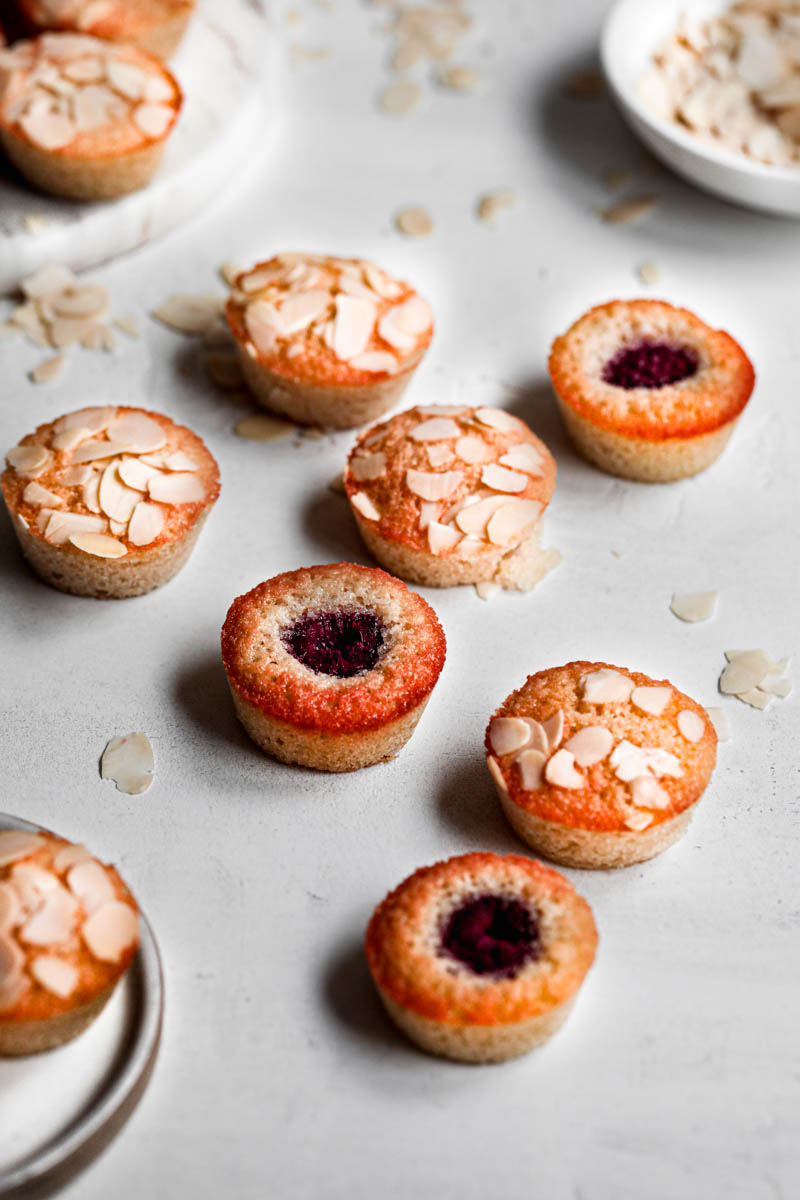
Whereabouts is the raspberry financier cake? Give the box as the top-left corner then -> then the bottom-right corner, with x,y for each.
365,853 -> 597,1063
0,33 -> 181,200
2,405 -> 219,598
221,563 -> 446,772
0,826 -> 139,1055
226,253 -> 433,429
486,662 -> 717,869
548,299 -> 754,482
345,405 -> 559,590
17,0 -> 196,58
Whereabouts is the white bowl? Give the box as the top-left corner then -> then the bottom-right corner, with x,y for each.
601,0 -> 800,216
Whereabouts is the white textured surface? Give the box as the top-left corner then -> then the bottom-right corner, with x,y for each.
1,0 -> 798,1197
0,0 -> 274,292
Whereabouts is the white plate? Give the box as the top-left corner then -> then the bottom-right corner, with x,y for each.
0,815 -> 163,1199
601,0 -> 800,216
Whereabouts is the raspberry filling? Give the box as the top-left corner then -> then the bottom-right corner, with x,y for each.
440,894 -> 541,978
602,340 -> 698,390
281,608 -> 385,678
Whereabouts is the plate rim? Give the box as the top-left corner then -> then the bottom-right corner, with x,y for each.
0,813 -> 164,1199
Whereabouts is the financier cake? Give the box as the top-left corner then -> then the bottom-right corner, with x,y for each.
0,825 -> 140,1056
548,299 -> 755,482
221,562 -> 446,772
15,0 -> 196,59
344,404 -> 559,591
0,32 -> 182,200
365,852 -> 598,1063
2,404 -> 220,598
226,253 -> 434,429
486,661 -> 717,869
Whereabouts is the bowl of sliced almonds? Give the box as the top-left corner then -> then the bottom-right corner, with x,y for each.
601,0 -> 800,215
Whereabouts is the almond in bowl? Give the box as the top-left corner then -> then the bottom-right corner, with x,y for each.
344,404 -> 560,591
485,661 -> 717,869
2,405 -> 220,598
226,253 -> 434,429
16,0 -> 196,59
0,33 -> 182,200
0,826 -> 140,1056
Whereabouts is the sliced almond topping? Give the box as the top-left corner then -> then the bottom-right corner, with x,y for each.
106,58 -> 146,100
610,740 -> 683,782
474,407 -> 521,432
44,511 -> 106,544
581,668 -> 635,704
69,439 -> 131,464
456,535 -> 483,559
418,406 -> 468,418
161,451 -> 198,471
128,501 -> 165,546
31,955 -> 78,999
454,435 -> 491,464
405,468 -> 463,501
719,651 -> 772,695
418,501 -> 438,530
55,406 -> 115,436
23,481 -> 62,508
426,444 -> 452,468
99,461 -> 140,522
20,103 -> 75,151
244,301 -> 281,356
391,296 -> 432,336
395,207 -> 434,237
0,936 -> 23,988
523,718 -> 550,755
0,884 -> 21,935
517,748 -> 546,790
541,710 -> 564,751
545,749 -> 584,789
82,900 -> 138,963
50,316 -> 99,348
487,756 -> 509,798
351,492 -> 380,521
10,862 -> 58,910
670,591 -> 718,622
486,499 -> 541,546
380,80 -> 423,115
0,831 -> 44,867
54,428 -> 91,453
70,532 -> 127,558
631,776 -> 670,810
631,685 -> 672,717
704,706 -> 728,742
101,731 -> 154,794
454,494 -> 509,535
350,452 -> 387,482
234,414 -> 295,441
498,442 -> 544,474
333,295 -> 377,361
67,860 -> 115,914
81,472 -> 101,513
20,889 -> 79,947
409,417 -> 461,441
624,810 -> 654,831
279,288 -> 331,334
427,521 -> 461,553
118,456 -> 161,491
148,472 -> 205,505
6,444 -> 49,475
481,463 -> 528,493
52,843 -> 92,872
144,74 -> 174,103
31,354 -> 66,383
564,725 -> 613,767
133,102 -> 173,138
677,709 -> 705,743
107,412 -> 167,454
489,716 -> 531,756
349,351 -> 398,373
363,264 -> 403,299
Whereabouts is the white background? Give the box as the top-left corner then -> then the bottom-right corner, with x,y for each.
1,1 -> 799,1197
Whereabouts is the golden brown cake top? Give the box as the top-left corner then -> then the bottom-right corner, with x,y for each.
344,404 -> 556,557
221,562 -> 446,733
486,661 -> 717,834
2,404 -> 220,560
226,253 -> 434,388
0,828 -> 139,1023
365,852 -> 598,1025
0,33 -> 181,157
548,299 -> 755,441
19,0 -> 193,42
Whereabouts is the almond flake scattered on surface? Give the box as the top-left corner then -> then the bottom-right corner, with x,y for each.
670,591 -> 718,623
706,707 -> 730,741
100,732 -> 154,796
380,80 -> 423,115
565,68 -> 605,98
475,581 -> 500,601
439,65 -> 481,92
637,262 -> 661,285
234,413 -> 295,441
114,315 -> 140,338
395,207 -> 434,237
152,294 -> 224,334
477,189 -> 516,223
718,648 -> 791,710
600,194 -> 659,225
219,262 -> 242,287
30,355 -> 65,384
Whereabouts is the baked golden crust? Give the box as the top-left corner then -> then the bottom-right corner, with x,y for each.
0,828 -> 139,1049
0,33 -> 181,171
486,661 -> 717,836
221,563 -> 446,735
16,0 -> 195,57
548,299 -> 754,442
226,253 -> 433,392
365,852 -> 597,1027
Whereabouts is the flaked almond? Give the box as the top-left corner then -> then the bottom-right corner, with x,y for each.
69,439 -> 131,464
55,405 -> 114,435
30,354 -> 66,383
705,707 -> 729,740
31,955 -> 78,999
477,189 -> 515,222
133,102 -> 173,138
106,58 -> 146,100
474,407 -> 521,432
351,491 -> 380,521
333,294 -> 376,361
21,263 -> 76,300
486,498 -> 541,546
440,65 -> 481,91
418,501 -> 438,529
427,521 -> 461,553
70,532 -> 127,558
50,316 -> 99,348
497,442 -> 544,474
0,885 -> 21,935
67,860 -> 115,914
81,473 -> 100,512
349,351 -> 397,373
20,889 -> 78,946
148,472 -> 204,504
719,650 -> 771,694
280,288 -> 331,334
406,468 -> 463,501
51,283 -> 108,319
631,685 -> 672,716
114,314 -> 141,338
82,900 -> 138,963
481,463 -> 528,493
670,591 -> 718,622
161,451 -> 198,471
489,716 -> 531,756
23,481 -> 62,508
474,581 -> 499,600
107,412 -> 166,454
395,207 -> 434,237
630,776 -> 670,810
545,749 -> 584,789
409,417 -> 461,441
99,461 -> 139,522
101,731 -> 154,795
454,435 -> 491,464
0,831 -> 44,867
7,444 -> 50,475
44,511 -> 106,544
677,709 -> 705,742
517,748 -> 546,790
52,843 -> 92,872
541,710 -> 564,751
610,740 -> 683,782
0,936 -> 24,987
581,668 -> 634,704
118,456 -> 161,491
380,80 -> 423,114
624,810 -> 653,831
487,756 -> 509,798
20,104 -> 75,151
600,194 -> 658,225
152,294 -> 224,334
736,688 -> 771,710
564,725 -> 613,767
128,501 -> 164,546
350,452 -> 387,481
